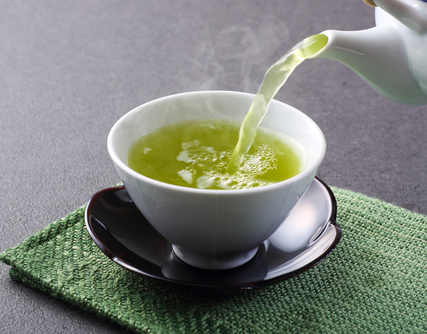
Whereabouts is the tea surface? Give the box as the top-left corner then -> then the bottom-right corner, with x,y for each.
128,120 -> 305,190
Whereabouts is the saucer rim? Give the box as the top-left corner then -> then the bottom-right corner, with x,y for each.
84,177 -> 341,290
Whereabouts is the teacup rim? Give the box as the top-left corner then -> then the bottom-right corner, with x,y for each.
107,90 -> 326,195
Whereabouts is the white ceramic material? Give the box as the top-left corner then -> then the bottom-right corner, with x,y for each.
107,91 -> 326,270
84,178 -> 341,289
315,0 -> 427,105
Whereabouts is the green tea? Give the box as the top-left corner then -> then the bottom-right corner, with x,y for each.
128,120 -> 306,190
227,34 -> 327,172
127,34 -> 327,189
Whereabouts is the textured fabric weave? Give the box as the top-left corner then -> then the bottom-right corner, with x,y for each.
1,187 -> 427,333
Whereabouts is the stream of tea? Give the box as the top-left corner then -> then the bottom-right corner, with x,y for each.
128,34 -> 328,190
227,34 -> 328,173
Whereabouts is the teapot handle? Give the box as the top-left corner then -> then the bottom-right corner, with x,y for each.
364,0 -> 427,33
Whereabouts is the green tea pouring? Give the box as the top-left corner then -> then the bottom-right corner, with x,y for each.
126,34 -> 327,191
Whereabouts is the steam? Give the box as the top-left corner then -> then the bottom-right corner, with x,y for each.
180,15 -> 290,93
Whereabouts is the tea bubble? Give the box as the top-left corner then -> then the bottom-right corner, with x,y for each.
127,120 -> 305,190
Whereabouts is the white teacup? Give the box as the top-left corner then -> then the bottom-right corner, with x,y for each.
108,91 -> 326,270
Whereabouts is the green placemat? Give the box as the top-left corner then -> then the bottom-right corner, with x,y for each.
1,187 -> 427,333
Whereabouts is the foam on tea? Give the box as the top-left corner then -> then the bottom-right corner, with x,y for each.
127,120 -> 306,190
227,34 -> 328,172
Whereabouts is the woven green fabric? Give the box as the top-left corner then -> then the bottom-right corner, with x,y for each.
1,187 -> 427,333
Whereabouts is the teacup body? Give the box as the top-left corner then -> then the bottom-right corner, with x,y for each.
108,91 -> 326,270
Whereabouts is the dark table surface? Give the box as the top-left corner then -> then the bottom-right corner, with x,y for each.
1,0 -> 426,333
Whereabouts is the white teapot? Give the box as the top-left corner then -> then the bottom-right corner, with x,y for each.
315,0 -> 427,105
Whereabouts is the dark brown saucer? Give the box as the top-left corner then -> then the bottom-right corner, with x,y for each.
85,178 -> 341,290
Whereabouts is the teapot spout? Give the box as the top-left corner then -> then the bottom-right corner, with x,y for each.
314,24 -> 427,105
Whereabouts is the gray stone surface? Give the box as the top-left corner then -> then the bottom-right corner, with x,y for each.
1,0 -> 426,333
